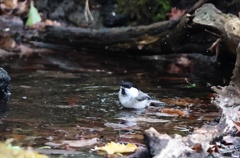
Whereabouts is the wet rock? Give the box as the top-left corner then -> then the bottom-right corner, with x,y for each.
144,127 -> 192,157
142,127 -> 218,158
127,147 -> 149,158
0,68 -> 11,113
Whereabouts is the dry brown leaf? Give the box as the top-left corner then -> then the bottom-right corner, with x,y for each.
192,143 -> 202,153
166,7 -> 186,20
237,111 -> 240,118
159,108 -> 188,117
233,121 -> 240,132
207,145 -> 219,154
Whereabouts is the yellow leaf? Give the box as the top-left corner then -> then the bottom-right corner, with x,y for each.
94,142 -> 137,154
0,141 -> 48,158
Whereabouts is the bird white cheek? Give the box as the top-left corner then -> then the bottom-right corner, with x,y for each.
126,87 -> 139,97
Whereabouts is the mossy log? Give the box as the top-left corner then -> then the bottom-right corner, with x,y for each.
0,11 -> 217,55
0,3 -> 237,57
30,18 -> 217,55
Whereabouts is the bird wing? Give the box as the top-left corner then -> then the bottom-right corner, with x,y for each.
136,90 -> 151,101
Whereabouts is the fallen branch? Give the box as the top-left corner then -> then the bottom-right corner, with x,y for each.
0,10 -> 217,55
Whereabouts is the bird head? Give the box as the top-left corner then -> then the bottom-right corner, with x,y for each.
120,82 -> 138,97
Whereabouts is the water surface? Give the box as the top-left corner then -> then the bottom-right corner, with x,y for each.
0,52 -> 223,157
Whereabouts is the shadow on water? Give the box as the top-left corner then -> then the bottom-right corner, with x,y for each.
0,51 -> 232,157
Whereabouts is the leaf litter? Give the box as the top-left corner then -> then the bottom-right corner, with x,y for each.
0,139 -> 48,158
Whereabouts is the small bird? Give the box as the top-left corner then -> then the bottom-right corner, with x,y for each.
118,82 -> 165,109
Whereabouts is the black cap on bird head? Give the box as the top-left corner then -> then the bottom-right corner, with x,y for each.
121,81 -> 134,89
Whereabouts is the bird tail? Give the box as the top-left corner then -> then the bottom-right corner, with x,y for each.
150,100 -> 165,107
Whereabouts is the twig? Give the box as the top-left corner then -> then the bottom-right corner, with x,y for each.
208,38 -> 222,59
205,29 -> 221,38
84,0 -> 94,22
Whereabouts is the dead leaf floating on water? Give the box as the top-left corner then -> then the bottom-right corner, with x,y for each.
93,142 -> 137,154
159,108 -> 189,117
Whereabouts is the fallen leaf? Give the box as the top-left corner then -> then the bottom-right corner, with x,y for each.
94,142 -> 137,154
207,145 -> 219,154
166,7 -> 186,20
192,143 -> 202,153
44,19 -> 61,26
26,1 -> 41,26
160,108 -> 188,117
65,96 -> 80,106
185,83 -> 196,88
233,121 -> 240,132
0,140 -> 48,158
0,36 -> 17,50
